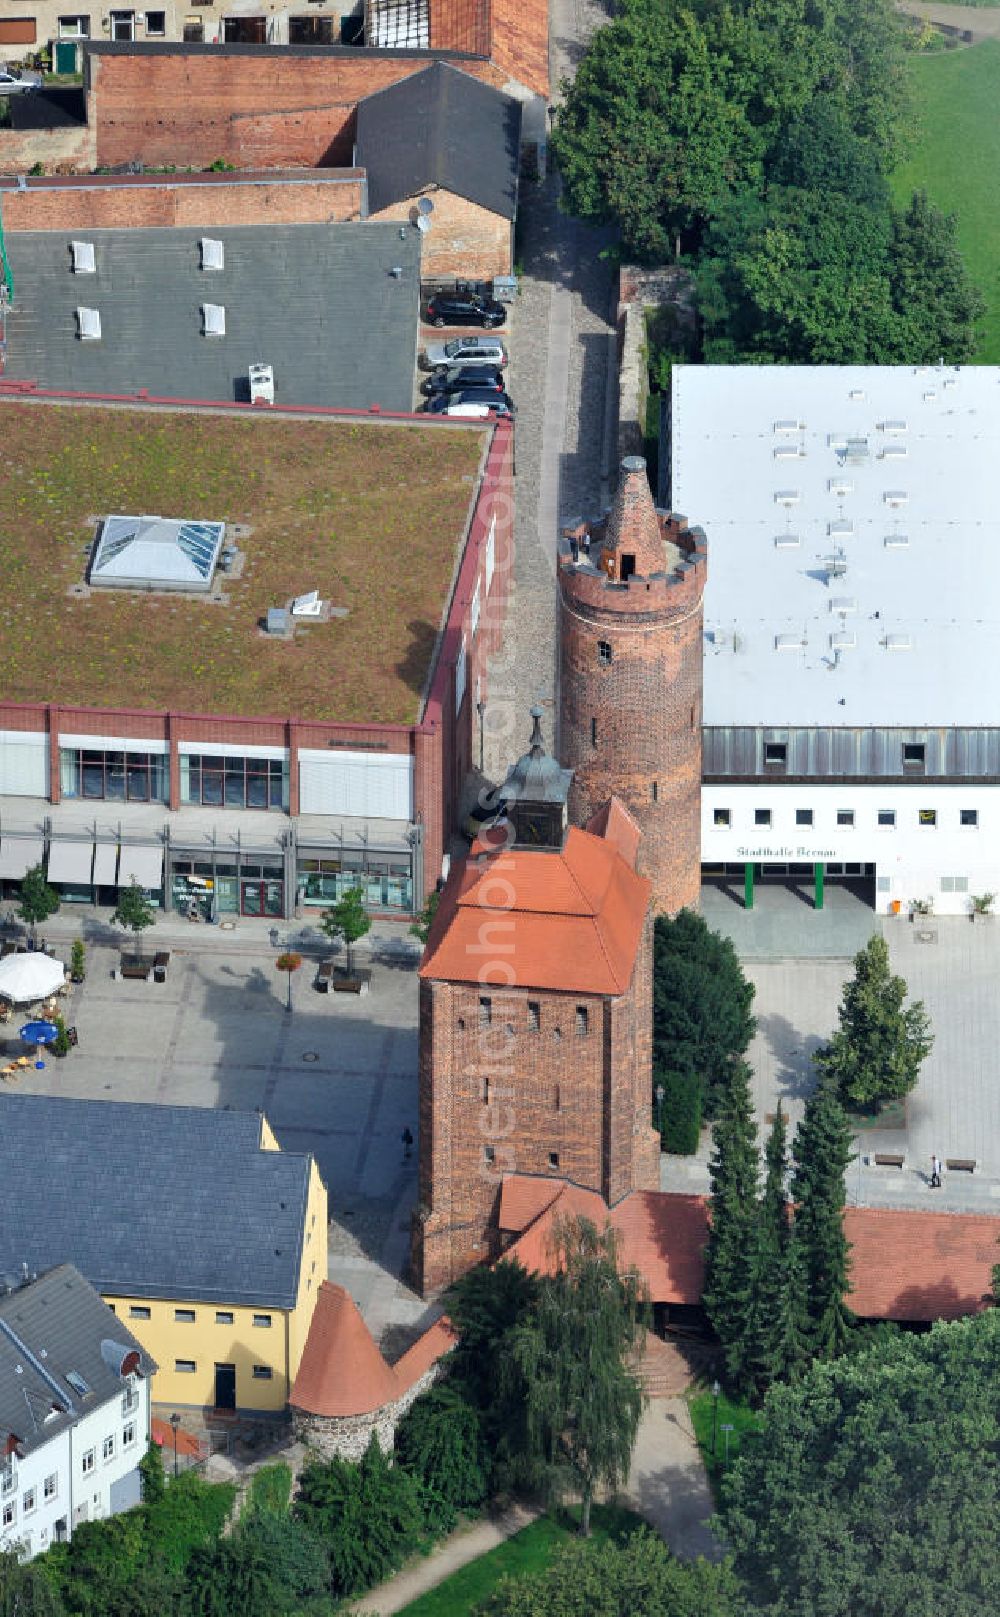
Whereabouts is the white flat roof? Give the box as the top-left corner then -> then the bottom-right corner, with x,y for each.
671,364 -> 1000,728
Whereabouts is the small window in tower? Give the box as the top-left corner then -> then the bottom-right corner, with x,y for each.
481,1076 -> 489,1104
651,781 -> 658,803
598,641 -> 612,666
479,996 -> 492,1027
483,1145 -> 496,1165
553,1027 -> 562,1042
620,553 -> 636,582
576,1006 -> 589,1036
554,1084 -> 560,1111
548,1152 -> 560,1169
527,1001 -> 540,1032
591,717 -> 598,748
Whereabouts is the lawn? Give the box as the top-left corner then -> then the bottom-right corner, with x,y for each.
892,39 -> 1000,359
688,1385 -> 763,1492
396,1505 -> 643,1617
0,402 -> 486,724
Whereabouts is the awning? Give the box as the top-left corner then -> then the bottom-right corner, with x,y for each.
46,841 -> 94,885
0,837 -> 45,880
92,843 -> 119,886
118,843 -> 164,890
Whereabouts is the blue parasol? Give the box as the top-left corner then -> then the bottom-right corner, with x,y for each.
19,1019 -> 58,1069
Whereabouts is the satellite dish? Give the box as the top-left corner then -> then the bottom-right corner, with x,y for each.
416,214 -> 432,234
417,196 -> 435,216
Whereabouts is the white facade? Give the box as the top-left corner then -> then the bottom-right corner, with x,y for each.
671,364 -> 1000,914
0,1375 -> 149,1562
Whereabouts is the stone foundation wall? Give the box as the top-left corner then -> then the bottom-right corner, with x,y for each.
291,1364 -> 442,1463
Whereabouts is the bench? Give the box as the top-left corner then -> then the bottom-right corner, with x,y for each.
333,968 -> 372,997
946,1158 -> 976,1174
117,956 -> 153,982
873,1153 -> 905,1169
315,959 -> 335,993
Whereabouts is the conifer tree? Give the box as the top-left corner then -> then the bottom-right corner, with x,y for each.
814,933 -> 932,1110
702,1058 -> 759,1381
741,1105 -> 793,1398
791,1079 -> 855,1360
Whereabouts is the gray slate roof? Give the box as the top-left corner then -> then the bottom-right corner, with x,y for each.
355,62 -> 521,220
0,1096 -> 314,1310
3,223 -> 419,411
0,1264 -> 155,1457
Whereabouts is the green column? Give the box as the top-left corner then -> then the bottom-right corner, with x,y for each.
744,862 -> 755,911
814,861 -> 825,911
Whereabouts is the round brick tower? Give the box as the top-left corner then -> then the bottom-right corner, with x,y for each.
558,456 -> 707,916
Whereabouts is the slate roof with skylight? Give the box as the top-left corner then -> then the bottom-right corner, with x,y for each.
89,514 -> 225,592
671,364 -> 1000,728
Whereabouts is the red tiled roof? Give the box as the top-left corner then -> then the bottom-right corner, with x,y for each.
151,1418 -> 202,1458
290,1283 -> 398,1418
420,825 -> 651,995
499,1173 -> 566,1233
502,1181 -> 611,1276
844,1207 -> 998,1322
610,1190 -> 708,1305
393,1315 -> 459,1392
585,798 -> 642,870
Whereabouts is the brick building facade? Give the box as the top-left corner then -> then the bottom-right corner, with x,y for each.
0,170 -> 365,232
411,718 -> 660,1296
559,456 -> 708,917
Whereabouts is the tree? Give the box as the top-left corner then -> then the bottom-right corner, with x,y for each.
888,191 -> 985,367
113,878 -> 156,943
138,1441 -> 166,1506
445,1258 -> 541,1489
293,1436 -> 424,1598
550,0 -> 762,259
652,910 -> 755,1117
320,886 -> 370,977
188,1512 -> 329,1617
814,934 -> 932,1111
274,950 -> 302,1015
394,1385 -> 489,1523
409,889 -> 440,946
0,1550 -> 66,1617
506,1216 -> 648,1537
476,1528 -> 744,1617
659,1066 -> 702,1155
741,1105 -> 809,1397
767,100 -> 889,210
790,1080 -> 854,1359
17,864 -> 59,944
719,1310 -> 1000,1617
702,1059 -> 759,1387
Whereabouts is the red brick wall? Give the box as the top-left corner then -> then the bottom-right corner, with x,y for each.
370,189 -> 511,280
412,911 -> 657,1296
1,173 -> 364,232
558,516 -> 707,918
90,50 -> 506,171
0,124 -> 94,174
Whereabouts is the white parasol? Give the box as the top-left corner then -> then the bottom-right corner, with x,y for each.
0,952 -> 65,1005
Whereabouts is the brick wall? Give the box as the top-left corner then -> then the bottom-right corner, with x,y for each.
559,515 -> 707,918
89,49 -> 506,171
0,173 -> 364,232
0,123 -> 94,174
412,956 -> 657,1296
370,189 -> 511,281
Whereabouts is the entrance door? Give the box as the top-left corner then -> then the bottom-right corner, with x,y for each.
214,1363 -> 236,1411
109,10 -> 135,38
240,879 -> 283,917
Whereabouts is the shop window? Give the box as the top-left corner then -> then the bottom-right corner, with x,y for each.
180,753 -> 287,810
795,808 -> 813,827
754,809 -> 771,827
713,808 -> 731,828
60,748 -> 167,804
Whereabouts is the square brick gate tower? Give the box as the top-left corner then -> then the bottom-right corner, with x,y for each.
411,711 -> 661,1296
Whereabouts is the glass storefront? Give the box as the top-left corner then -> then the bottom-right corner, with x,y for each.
180,754 -> 288,811
170,857 -> 283,919
297,854 -> 412,913
59,749 -> 168,804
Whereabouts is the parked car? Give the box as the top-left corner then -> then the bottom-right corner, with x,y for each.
0,66 -> 42,93
423,287 -> 506,329
421,335 -> 509,371
424,389 -> 514,418
422,365 -> 507,397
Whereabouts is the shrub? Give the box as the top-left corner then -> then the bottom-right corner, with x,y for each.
660,1067 -> 702,1154
395,1385 -> 490,1513
293,1437 -> 424,1598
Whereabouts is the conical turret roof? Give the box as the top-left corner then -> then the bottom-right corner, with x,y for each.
601,456 -> 667,577
502,707 -> 572,805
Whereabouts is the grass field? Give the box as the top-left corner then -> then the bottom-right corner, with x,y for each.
396,1505 -> 643,1617
0,402 -> 486,724
892,39 -> 1000,359
688,1385 -> 763,1492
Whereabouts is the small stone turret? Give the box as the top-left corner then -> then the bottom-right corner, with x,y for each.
558,456 -> 707,915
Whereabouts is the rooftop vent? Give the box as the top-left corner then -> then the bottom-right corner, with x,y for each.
830,596 -> 857,614
848,388 -> 866,402
266,607 -> 288,637
708,628 -> 730,647
880,419 -> 908,434
884,533 -> 910,549
773,419 -> 804,434
76,307 -> 101,341
774,534 -> 800,549
200,237 -> 225,271
291,590 -> 323,618
70,240 -> 95,274
830,631 -> 856,650
201,303 -> 226,338
884,490 -> 908,507
775,633 -> 807,651
773,445 -> 804,460
923,390 -> 937,402
248,362 -> 274,405
828,519 -> 853,539
845,437 -> 870,464
828,478 -> 853,497
884,634 -> 912,651
823,551 -> 848,579
774,490 -> 800,507
880,445 -> 908,461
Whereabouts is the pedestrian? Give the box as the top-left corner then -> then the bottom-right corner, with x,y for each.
401,1126 -> 414,1161
930,1154 -> 942,1188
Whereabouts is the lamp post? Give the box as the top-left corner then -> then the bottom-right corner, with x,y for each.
169,1412 -> 181,1479
711,1378 -> 721,1458
655,1082 -> 665,1137
275,951 -> 302,1015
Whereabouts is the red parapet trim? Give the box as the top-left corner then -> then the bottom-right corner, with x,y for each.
0,381 -> 498,429
0,168 -> 365,192
0,696 -> 418,746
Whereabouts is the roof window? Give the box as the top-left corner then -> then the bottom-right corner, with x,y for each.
200,237 -> 225,271
70,240 -> 95,274
201,303 -> 226,338
76,307 -> 101,341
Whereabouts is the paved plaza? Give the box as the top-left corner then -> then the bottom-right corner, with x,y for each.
0,908 -> 434,1350
668,885 -> 1000,1213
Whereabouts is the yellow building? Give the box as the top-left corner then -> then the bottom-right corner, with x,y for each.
0,1096 -> 327,1414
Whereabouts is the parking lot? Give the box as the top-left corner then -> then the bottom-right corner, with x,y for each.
1,914 -> 429,1347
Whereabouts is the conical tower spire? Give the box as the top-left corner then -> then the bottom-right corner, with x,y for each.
600,456 -> 667,578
